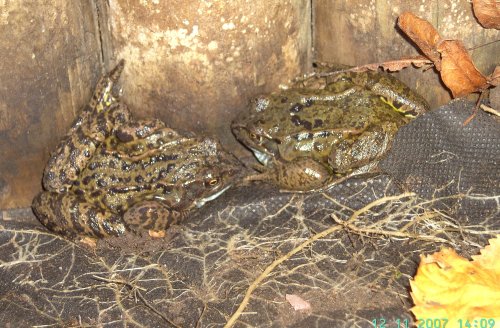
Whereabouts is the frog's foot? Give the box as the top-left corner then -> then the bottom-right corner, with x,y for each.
115,119 -> 166,142
240,162 -> 270,181
123,201 -> 188,233
32,191 -> 126,238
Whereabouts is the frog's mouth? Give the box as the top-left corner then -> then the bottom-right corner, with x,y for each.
195,185 -> 232,208
251,148 -> 273,166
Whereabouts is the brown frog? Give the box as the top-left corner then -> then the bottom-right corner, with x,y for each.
232,64 -> 430,191
33,60 -> 242,238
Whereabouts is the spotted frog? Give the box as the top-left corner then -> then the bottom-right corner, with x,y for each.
33,60 -> 242,238
232,64 -> 429,191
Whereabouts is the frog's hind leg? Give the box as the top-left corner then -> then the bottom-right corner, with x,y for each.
89,59 -> 125,112
328,127 -> 393,174
42,104 -> 130,192
32,191 -> 126,238
123,201 -> 188,233
42,61 -> 130,192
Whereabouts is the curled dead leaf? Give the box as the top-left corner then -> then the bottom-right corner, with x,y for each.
437,40 -> 489,97
398,12 -> 442,69
472,0 -> 500,29
397,12 -> 495,98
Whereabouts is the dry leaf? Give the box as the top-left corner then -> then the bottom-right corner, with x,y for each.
398,12 -> 442,68
471,234 -> 500,272
437,40 -> 490,97
472,0 -> 500,29
285,294 -> 311,311
410,236 -> 500,327
397,12 -> 494,98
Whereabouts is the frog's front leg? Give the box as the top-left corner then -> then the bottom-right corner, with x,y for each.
246,157 -> 333,191
32,191 -> 126,238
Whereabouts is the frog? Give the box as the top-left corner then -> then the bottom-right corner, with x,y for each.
32,60 -> 242,238
231,63 -> 430,192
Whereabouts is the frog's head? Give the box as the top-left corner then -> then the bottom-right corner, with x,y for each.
180,137 -> 244,208
232,97 -> 282,166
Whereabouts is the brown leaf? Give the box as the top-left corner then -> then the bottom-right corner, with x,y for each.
398,12 -> 442,68
437,40 -> 489,97
488,66 -> 500,86
472,0 -> 500,29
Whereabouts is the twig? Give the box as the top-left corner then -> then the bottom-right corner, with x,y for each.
330,213 -> 452,245
463,90 -> 486,126
480,103 -> 500,116
314,58 -> 433,77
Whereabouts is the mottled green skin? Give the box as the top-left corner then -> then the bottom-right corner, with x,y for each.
232,66 -> 429,191
33,61 -> 242,238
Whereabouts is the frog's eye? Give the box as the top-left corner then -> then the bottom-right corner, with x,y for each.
249,132 -> 262,143
205,178 -> 220,187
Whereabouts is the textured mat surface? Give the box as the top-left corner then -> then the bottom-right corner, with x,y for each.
381,98 -> 499,220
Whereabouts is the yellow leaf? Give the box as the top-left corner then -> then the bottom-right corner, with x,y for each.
410,236 -> 500,327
